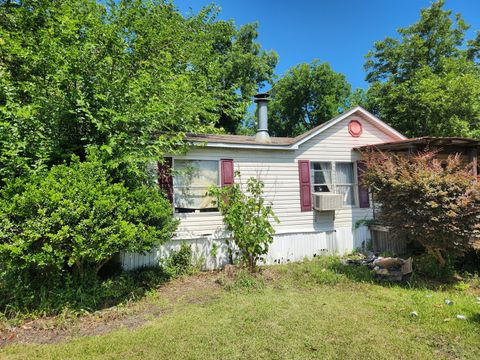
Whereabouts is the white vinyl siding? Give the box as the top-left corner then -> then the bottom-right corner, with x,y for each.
172,113 -> 400,239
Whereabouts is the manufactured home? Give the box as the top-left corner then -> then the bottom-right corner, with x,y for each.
121,94 -> 407,270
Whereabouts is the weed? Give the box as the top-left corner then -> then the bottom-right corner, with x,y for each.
453,281 -> 470,292
277,256 -> 374,287
218,269 -> 265,291
163,243 -> 195,277
210,243 -> 219,258
0,266 -> 170,319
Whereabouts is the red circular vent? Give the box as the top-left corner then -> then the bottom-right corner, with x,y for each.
348,120 -> 362,137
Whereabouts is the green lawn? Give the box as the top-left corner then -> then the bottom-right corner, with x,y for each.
2,259 -> 480,360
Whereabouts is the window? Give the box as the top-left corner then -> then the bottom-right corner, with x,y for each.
311,162 -> 332,193
310,162 -> 357,206
335,163 -> 355,206
173,160 -> 219,213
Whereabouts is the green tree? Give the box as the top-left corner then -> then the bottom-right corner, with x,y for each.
209,174 -> 279,272
211,22 -> 278,133
234,112 -> 257,136
365,0 -> 480,138
0,0 -> 276,185
346,88 -> 371,110
269,60 -> 352,137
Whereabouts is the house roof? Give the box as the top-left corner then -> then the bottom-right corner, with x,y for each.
184,133 -> 294,146
354,137 -> 480,152
185,106 -> 406,150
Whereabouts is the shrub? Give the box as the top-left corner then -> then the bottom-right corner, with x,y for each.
209,174 -> 279,272
0,158 -> 178,314
163,242 -> 195,277
0,158 -> 177,279
363,150 -> 480,267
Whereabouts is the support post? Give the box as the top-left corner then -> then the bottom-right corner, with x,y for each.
469,147 -> 478,177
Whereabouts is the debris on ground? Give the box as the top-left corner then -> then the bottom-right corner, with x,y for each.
341,253 -> 413,282
373,257 -> 412,282
456,315 -> 467,320
410,311 -> 418,317
445,299 -> 453,306
340,254 -> 376,266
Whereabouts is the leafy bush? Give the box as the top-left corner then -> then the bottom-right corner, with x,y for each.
163,243 -> 195,277
363,150 -> 480,267
0,158 -> 178,314
209,174 -> 279,272
0,158 -> 177,279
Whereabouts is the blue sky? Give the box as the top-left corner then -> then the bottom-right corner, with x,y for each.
177,0 -> 480,91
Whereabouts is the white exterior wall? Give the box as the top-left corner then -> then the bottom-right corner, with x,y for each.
121,113 -> 401,270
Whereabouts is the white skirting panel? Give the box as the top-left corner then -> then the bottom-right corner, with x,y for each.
120,226 -> 371,271
353,225 -> 370,250
120,237 -> 232,271
265,231 -> 333,264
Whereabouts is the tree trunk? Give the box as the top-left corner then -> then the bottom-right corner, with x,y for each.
76,260 -> 85,280
248,253 -> 255,273
435,249 -> 446,267
95,256 -> 112,274
428,247 -> 446,267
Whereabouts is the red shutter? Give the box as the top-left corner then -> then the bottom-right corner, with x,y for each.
357,161 -> 370,208
158,157 -> 173,203
298,160 -> 312,212
221,159 -> 234,186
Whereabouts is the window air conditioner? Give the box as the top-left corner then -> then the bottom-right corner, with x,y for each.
313,193 -> 344,211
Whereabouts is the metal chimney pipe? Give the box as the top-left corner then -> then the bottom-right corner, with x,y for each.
254,92 -> 271,143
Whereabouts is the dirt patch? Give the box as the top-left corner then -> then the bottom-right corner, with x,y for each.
0,272 -> 222,346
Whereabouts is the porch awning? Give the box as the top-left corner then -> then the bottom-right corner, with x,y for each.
354,137 -> 480,152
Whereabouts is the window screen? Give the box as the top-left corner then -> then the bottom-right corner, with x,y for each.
335,162 -> 355,205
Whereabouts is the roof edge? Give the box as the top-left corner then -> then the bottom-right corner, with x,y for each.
185,106 -> 406,150
186,140 -> 296,151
